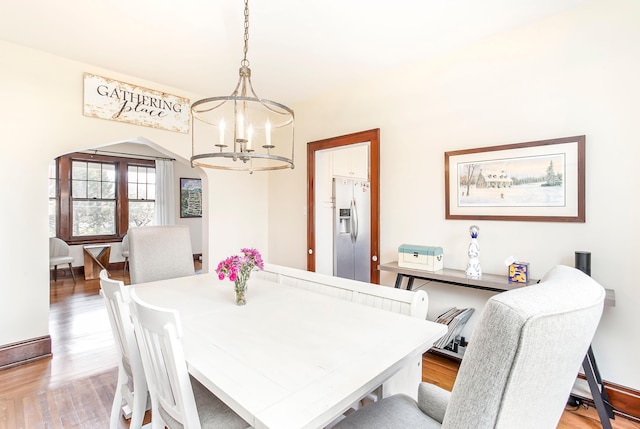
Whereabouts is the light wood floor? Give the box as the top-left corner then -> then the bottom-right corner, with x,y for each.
0,271 -> 637,428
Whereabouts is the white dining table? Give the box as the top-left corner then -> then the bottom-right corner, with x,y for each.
132,272 -> 447,429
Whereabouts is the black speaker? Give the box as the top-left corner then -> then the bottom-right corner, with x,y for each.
575,251 -> 591,276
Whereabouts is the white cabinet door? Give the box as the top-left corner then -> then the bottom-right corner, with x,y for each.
332,145 -> 369,180
331,147 -> 351,178
349,144 -> 369,180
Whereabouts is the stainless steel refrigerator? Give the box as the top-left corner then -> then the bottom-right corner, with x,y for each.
333,177 -> 370,282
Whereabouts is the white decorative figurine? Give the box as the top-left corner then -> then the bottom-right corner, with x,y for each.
466,225 -> 482,278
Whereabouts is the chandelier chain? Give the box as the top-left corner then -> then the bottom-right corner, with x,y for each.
242,0 -> 250,65
190,0 -> 295,172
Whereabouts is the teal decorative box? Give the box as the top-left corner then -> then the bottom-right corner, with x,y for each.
508,262 -> 530,283
398,244 -> 444,272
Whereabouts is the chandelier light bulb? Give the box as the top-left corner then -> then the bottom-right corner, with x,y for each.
219,120 -> 225,147
265,120 -> 272,148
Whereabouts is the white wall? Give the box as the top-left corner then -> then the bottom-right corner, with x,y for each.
0,40 -> 268,346
268,0 -> 640,389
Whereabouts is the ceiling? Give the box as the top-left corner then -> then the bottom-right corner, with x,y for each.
1,0 -> 587,106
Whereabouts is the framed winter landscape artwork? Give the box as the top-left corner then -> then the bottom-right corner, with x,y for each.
445,136 -> 585,222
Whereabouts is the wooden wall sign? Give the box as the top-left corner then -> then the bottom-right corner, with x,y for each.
83,73 -> 190,133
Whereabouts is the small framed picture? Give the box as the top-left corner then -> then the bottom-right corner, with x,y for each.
180,178 -> 202,218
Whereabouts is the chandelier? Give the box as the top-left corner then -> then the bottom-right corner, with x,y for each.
190,0 -> 295,172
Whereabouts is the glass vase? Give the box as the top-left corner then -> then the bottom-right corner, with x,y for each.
234,271 -> 250,305
235,281 -> 247,305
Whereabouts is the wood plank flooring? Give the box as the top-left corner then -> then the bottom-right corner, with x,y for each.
0,270 -> 637,428
0,272 -> 131,428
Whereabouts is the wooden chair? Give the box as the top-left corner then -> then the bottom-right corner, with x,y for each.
129,289 -> 251,429
333,266 -> 605,429
128,226 -> 195,284
99,270 -> 148,429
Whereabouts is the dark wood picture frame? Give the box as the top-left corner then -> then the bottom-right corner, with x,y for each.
445,136 -> 585,222
180,178 -> 202,218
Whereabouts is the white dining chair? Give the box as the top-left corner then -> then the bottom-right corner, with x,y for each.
129,289 -> 251,429
99,270 -> 149,429
49,237 -> 76,283
128,226 -> 195,284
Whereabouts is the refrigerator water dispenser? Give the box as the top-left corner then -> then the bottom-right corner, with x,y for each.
338,208 -> 351,234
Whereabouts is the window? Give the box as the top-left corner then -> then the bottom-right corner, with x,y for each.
72,160 -> 117,236
54,152 -> 155,244
128,165 -> 156,228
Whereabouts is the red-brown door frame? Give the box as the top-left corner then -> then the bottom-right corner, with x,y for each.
306,129 -> 380,284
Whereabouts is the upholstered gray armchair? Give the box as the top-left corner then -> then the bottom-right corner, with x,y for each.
128,226 -> 195,284
334,265 -> 605,429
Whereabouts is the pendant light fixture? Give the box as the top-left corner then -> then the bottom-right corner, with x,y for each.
190,0 -> 295,172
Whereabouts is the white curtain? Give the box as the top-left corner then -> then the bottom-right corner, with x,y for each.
154,159 -> 175,225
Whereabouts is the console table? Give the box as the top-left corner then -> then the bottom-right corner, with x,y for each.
379,260 -> 615,429
379,261 -> 537,292
82,244 -> 111,280
378,261 -> 615,305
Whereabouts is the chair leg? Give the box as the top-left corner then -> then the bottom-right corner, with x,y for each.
129,387 -> 148,429
52,265 -> 58,282
130,363 -> 149,429
123,258 -> 129,276
110,368 -> 128,429
68,262 -> 77,284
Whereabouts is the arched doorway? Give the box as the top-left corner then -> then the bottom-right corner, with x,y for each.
49,137 -> 207,280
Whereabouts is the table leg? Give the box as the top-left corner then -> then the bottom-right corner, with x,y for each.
83,246 -> 111,280
583,346 -> 614,429
394,274 -> 404,289
393,274 -> 416,290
